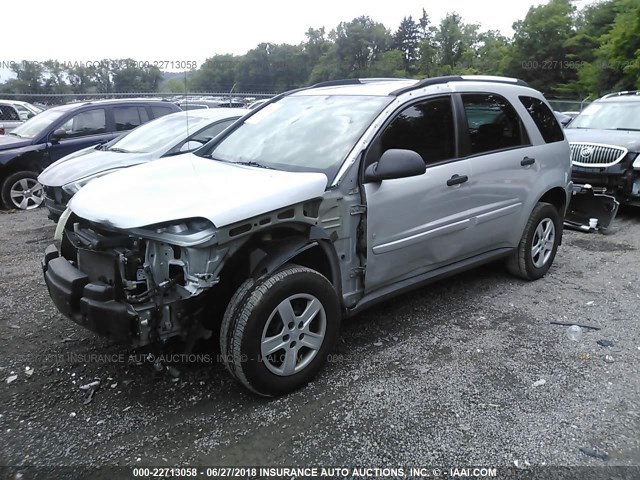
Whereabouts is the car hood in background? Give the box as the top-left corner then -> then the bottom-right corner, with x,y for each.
0,135 -> 32,151
565,128 -> 640,152
69,153 -> 328,229
38,148 -> 153,186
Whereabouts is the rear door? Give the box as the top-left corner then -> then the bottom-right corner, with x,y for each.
455,92 -> 537,253
363,95 -> 475,293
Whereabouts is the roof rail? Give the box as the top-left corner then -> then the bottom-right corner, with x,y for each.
309,77 -> 411,89
602,90 -> 640,99
390,75 -> 530,96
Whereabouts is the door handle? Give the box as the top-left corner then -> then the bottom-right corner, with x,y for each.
521,156 -> 535,166
446,174 -> 469,186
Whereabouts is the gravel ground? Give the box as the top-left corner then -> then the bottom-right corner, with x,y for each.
0,207 -> 639,474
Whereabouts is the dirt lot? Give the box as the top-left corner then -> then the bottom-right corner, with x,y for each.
1,207 -> 639,474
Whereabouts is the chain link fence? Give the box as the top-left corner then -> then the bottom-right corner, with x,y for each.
0,92 -> 276,108
1,92 -> 593,115
547,99 -> 591,113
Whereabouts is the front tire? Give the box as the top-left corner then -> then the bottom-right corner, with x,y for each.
1,171 -> 44,210
507,202 -> 561,280
220,265 -> 340,396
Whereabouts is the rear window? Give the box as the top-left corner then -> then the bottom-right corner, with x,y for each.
519,96 -> 564,143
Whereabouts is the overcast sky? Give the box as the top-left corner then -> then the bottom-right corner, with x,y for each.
2,0 -> 595,78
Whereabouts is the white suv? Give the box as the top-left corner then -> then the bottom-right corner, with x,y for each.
43,76 -> 572,396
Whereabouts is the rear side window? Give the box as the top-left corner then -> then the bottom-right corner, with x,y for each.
113,106 -> 143,132
461,93 -> 528,155
151,106 -> 176,118
519,96 -> 564,143
380,96 -> 456,166
0,105 -> 20,121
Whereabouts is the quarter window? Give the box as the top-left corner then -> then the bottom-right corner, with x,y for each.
461,93 -> 527,155
379,96 -> 456,166
59,109 -> 107,138
519,96 -> 564,143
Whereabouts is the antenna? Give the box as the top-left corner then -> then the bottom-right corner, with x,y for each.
184,69 -> 190,138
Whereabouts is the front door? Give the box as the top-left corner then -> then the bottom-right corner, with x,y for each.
47,108 -> 112,163
363,95 -> 475,294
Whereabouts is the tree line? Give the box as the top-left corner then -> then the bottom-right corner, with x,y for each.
2,0 -> 638,99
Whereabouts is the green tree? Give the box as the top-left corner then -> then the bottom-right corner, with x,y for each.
333,16 -> 392,76
434,13 -> 479,74
505,0 -> 578,92
579,0 -> 640,93
66,64 -> 95,93
394,16 -> 420,72
191,54 -> 239,92
111,59 -> 163,92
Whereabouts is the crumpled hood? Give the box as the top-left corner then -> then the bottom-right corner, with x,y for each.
38,147 -> 152,187
69,153 -> 328,229
565,128 -> 640,152
0,135 -> 32,151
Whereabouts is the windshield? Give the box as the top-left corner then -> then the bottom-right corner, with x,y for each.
10,108 -> 66,139
109,113 -> 208,153
569,101 -> 640,130
202,94 -> 392,178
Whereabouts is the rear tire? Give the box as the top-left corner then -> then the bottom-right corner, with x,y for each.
220,265 -> 340,396
507,202 -> 561,280
1,171 -> 44,210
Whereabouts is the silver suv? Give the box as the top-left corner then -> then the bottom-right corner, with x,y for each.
43,76 -> 572,396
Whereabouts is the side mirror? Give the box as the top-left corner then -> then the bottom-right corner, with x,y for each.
27,112 -> 35,119
364,149 -> 426,183
50,128 -> 67,142
179,140 -> 203,152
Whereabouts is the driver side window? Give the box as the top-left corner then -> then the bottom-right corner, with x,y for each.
59,109 -> 107,139
375,96 -> 456,167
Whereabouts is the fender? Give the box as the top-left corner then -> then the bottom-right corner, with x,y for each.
250,226 -> 342,295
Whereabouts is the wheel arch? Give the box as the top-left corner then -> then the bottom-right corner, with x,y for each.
207,223 -> 342,328
538,186 -> 568,217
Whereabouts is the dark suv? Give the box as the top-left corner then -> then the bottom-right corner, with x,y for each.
0,99 -> 181,210
565,91 -> 640,207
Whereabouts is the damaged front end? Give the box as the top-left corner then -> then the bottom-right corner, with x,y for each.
42,216 -> 226,347
564,184 -> 619,233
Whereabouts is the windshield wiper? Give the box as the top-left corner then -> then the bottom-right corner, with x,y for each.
615,128 -> 640,131
8,132 -> 22,138
234,161 -> 273,169
107,147 -> 132,153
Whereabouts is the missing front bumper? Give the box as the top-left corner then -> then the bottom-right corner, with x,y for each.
565,184 -> 619,233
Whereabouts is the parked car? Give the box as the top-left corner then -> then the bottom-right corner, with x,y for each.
564,91 -> 640,229
0,100 -> 43,134
176,99 -> 246,110
0,99 -> 180,210
39,108 -> 248,220
43,76 -> 571,396
554,111 -> 573,127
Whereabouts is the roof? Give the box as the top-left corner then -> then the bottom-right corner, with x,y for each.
48,98 -> 177,112
292,75 -> 531,97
